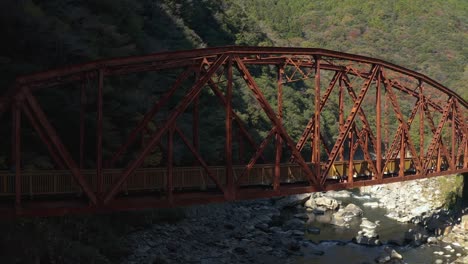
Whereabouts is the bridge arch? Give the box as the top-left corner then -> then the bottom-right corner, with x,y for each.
0,46 -> 466,216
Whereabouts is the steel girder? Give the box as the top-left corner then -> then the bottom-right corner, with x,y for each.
0,46 -> 467,217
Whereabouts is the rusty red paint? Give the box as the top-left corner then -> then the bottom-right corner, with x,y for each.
0,47 -> 466,217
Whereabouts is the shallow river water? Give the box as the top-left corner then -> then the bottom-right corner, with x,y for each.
288,192 -> 466,263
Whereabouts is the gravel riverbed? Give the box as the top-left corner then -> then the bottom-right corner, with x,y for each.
123,176 -> 468,264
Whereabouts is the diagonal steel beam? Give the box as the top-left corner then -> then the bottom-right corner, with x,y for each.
21,102 -> 66,170
103,54 -> 228,204
236,127 -> 276,186
423,102 -> 455,170
207,79 -> 267,162
424,100 -> 456,169
284,57 -> 313,82
23,89 -> 98,205
351,126 -> 378,176
423,98 -> 453,172
107,68 -> 194,167
452,99 -> 468,168
382,98 -> 421,173
320,65 -> 380,184
234,56 -> 321,187
292,71 -> 341,159
174,126 -> 226,193
341,74 -> 378,149
381,73 -> 422,173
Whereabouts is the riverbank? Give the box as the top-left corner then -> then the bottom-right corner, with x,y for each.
123,176 -> 468,264
0,175 -> 465,263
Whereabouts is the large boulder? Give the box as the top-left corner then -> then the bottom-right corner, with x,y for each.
330,213 -> 348,227
360,218 -> 378,230
354,232 -> 381,246
341,203 -> 363,217
330,203 -> 363,227
360,218 -> 379,238
304,197 -> 317,209
315,196 -> 340,211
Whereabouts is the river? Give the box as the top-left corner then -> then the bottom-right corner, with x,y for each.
287,191 -> 466,263
123,189 -> 467,264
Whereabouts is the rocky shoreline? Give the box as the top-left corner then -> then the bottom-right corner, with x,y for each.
123,176 -> 467,264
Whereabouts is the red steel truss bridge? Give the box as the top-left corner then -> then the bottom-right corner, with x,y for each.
0,46 -> 466,217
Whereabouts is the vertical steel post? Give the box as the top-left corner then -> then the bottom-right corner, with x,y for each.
80,80 -> 86,170
419,89 -> 424,163
384,92 -> 389,151
347,130 -> 354,183
193,69 -> 200,157
338,77 -> 345,162
314,56 -> 321,178
451,101 -> 456,167
97,69 -> 104,196
376,71 -> 382,180
274,65 -> 284,191
167,128 -> 174,203
225,57 -> 234,199
436,144 -> 442,172
193,97 -> 199,155
13,99 -> 21,207
465,135 -> 468,168
399,132 -> 405,177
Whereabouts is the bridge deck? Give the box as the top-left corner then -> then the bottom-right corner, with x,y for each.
1,159 -> 466,217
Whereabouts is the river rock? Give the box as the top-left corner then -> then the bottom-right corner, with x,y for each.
354,218 -> 380,245
304,197 -> 317,209
384,246 -> 403,259
461,214 -> 468,230
410,204 -> 431,216
330,204 -> 363,227
373,247 -> 404,264
404,228 -> 428,246
375,255 -> 391,263
275,194 -> 310,208
294,213 -> 310,220
283,218 -> 305,230
341,203 -> 363,217
354,233 -> 381,246
330,214 -> 348,227
455,255 -> 468,263
360,218 -> 378,235
315,196 -> 340,211
255,223 -> 270,233
427,236 -> 438,244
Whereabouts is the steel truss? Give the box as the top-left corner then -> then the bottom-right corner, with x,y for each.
0,46 -> 467,217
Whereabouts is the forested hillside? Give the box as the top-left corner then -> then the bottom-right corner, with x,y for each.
0,1 -> 466,263
0,0 -> 466,169
1,0 -> 466,95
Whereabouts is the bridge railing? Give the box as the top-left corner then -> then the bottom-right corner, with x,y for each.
0,158 -> 432,197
